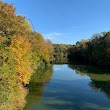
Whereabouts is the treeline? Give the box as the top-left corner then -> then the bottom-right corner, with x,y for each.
0,1 -> 53,110
68,32 -> 110,67
53,44 -> 72,64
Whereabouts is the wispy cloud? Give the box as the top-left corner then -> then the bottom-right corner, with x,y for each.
43,32 -> 74,44
43,32 -> 65,37
43,32 -> 67,40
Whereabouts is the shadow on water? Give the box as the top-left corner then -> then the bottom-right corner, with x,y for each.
42,65 -> 110,110
23,65 -> 53,110
69,65 -> 110,99
0,65 -> 53,110
23,64 -> 110,110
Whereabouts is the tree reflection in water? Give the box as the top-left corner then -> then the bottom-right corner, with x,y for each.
23,65 -> 53,110
0,65 -> 53,110
69,65 -> 110,99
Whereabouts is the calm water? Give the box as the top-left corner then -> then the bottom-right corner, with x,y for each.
23,64 -> 110,110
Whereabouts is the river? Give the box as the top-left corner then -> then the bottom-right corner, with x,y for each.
23,64 -> 110,110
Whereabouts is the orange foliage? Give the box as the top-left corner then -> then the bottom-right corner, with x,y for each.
31,32 -> 53,63
9,36 -> 33,84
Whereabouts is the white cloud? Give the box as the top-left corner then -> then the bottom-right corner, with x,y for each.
43,32 -> 67,40
43,32 -> 65,37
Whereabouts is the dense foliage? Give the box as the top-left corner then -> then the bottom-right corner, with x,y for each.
0,1 -> 54,110
68,32 -> 110,67
53,44 -> 72,64
0,0 -> 110,109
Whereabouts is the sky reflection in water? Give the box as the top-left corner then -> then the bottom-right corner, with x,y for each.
23,64 -> 110,110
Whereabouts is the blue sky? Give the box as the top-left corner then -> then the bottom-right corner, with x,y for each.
2,0 -> 110,44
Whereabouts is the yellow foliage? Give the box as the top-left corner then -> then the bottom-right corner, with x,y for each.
0,1 -> 54,110
9,36 -> 33,84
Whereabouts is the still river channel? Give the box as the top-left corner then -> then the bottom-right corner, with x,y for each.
23,64 -> 110,110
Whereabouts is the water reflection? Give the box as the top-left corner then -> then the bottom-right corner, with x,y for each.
54,58 -> 68,64
23,64 -> 110,110
2,64 -> 110,110
23,66 -> 53,110
0,65 -> 53,110
69,65 -> 110,99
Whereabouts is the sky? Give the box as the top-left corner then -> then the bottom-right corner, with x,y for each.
2,0 -> 110,44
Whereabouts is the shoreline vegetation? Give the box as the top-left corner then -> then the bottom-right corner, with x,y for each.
68,32 -> 110,67
0,1 -> 54,110
0,1 -> 110,110
53,32 -> 110,68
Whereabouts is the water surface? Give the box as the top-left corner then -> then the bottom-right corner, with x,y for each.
23,64 -> 110,110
